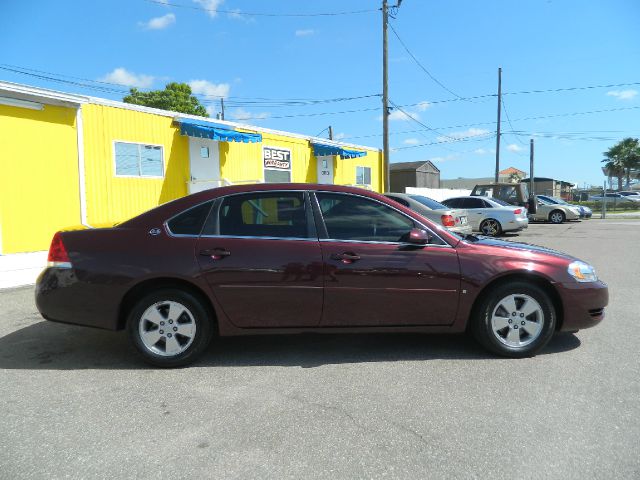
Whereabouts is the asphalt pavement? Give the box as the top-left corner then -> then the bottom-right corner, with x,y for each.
1,219 -> 639,479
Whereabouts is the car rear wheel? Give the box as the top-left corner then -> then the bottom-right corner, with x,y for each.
127,289 -> 213,367
479,218 -> 502,236
471,281 -> 556,358
549,210 -> 566,224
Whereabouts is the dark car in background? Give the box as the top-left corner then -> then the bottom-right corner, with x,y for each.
36,184 -> 607,367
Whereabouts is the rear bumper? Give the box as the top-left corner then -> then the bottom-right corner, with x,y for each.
35,267 -> 122,330
504,217 -> 529,232
449,224 -> 473,235
556,280 -> 609,331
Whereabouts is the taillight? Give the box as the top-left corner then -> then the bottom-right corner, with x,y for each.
513,209 -> 522,215
47,232 -> 72,268
441,215 -> 455,227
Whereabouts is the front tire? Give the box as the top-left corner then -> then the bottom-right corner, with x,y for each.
127,289 -> 213,367
549,210 -> 566,224
480,218 -> 502,236
471,281 -> 556,358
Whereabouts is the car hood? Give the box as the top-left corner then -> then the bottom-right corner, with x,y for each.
467,236 -> 577,262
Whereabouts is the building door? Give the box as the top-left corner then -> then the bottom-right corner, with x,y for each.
189,137 -> 220,193
316,155 -> 334,184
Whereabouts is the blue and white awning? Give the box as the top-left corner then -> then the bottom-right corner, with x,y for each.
177,118 -> 262,143
311,141 -> 366,159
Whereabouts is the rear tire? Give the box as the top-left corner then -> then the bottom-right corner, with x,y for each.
471,281 -> 556,358
127,288 -> 213,367
549,210 -> 566,224
480,218 -> 502,236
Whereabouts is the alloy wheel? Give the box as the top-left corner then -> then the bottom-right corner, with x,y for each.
481,219 -> 500,236
138,300 -> 197,357
490,293 -> 544,348
550,211 -> 565,224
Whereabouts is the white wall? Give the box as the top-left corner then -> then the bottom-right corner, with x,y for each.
406,187 -> 472,202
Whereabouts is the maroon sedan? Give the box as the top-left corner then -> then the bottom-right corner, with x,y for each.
36,184 -> 608,367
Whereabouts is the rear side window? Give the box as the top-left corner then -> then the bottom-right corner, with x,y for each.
316,192 -> 415,242
218,192 -> 308,238
166,201 -> 214,236
463,198 -> 487,209
443,198 -> 463,208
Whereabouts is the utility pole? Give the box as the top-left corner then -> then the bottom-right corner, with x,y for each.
328,125 -> 334,140
494,67 -> 502,183
529,138 -> 535,195
382,0 -> 390,192
220,98 -> 225,120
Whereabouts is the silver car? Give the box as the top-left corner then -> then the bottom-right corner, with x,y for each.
384,193 -> 473,235
441,196 -> 529,236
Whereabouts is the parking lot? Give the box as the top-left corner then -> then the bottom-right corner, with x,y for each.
1,219 -> 638,479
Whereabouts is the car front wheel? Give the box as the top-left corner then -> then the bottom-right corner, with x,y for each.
471,281 -> 556,358
549,210 -> 566,224
127,289 -> 213,367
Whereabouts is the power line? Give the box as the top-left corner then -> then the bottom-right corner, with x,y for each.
145,0 -> 378,17
392,132 -> 496,151
0,64 -> 380,107
388,22 -> 465,100
501,96 -> 528,147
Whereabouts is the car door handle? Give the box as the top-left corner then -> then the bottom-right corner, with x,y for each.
331,252 -> 361,264
200,248 -> 231,260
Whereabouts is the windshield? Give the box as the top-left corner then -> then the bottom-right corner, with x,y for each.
408,195 -> 449,210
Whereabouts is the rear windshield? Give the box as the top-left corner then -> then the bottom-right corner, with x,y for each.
489,198 -> 511,207
408,195 -> 448,210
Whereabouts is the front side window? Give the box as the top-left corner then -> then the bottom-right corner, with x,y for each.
218,192 -> 307,238
356,166 -> 371,186
316,193 -> 415,242
114,142 -> 164,177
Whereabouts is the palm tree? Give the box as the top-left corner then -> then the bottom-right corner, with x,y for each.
603,138 -> 640,190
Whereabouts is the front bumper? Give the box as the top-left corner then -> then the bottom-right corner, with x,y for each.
555,280 -> 608,331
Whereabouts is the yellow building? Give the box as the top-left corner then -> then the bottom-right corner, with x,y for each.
0,81 -> 383,254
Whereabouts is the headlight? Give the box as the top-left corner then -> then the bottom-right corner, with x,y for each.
567,261 -> 598,283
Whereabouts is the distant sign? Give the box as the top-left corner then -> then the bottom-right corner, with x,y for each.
263,146 -> 291,170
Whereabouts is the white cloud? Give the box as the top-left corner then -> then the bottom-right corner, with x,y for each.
416,101 -> 430,111
507,144 -> 523,152
438,127 -> 491,142
156,0 -> 170,4
606,89 -> 638,100
194,0 -> 224,18
474,148 -> 488,155
230,108 -> 270,121
334,132 -> 346,140
403,138 -> 420,145
429,154 -> 459,163
295,29 -> 315,37
390,109 -> 418,121
99,68 -> 154,88
189,79 -> 230,99
140,13 -> 176,30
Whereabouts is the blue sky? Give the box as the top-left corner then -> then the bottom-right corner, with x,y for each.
1,0 -> 639,187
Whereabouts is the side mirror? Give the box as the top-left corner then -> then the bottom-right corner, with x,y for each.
407,228 -> 430,245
